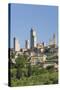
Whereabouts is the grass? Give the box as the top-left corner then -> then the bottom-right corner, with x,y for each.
10,68 -> 58,87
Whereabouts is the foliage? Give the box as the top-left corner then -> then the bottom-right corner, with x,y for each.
10,65 -> 58,86
15,55 -> 26,68
10,68 -> 17,78
10,54 -> 58,86
27,63 -> 32,77
10,52 -> 16,59
15,55 -> 27,79
10,70 -> 58,86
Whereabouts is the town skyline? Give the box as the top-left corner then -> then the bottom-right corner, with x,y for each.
10,4 -> 58,48
13,28 -> 57,50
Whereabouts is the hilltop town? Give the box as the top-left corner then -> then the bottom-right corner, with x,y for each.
9,28 -> 58,86
10,28 -> 58,68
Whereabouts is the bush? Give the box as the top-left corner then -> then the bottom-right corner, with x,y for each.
46,65 -> 54,70
10,68 -> 17,78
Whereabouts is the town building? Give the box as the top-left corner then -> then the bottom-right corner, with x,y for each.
30,28 -> 37,49
49,33 -> 56,48
25,40 -> 30,49
13,37 -> 20,52
30,54 -> 47,65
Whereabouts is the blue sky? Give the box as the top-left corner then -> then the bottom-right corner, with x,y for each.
10,4 -> 58,48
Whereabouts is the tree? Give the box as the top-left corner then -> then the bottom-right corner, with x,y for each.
15,55 -> 26,79
27,62 -> 32,77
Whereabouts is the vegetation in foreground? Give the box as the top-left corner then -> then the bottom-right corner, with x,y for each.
10,54 -> 58,87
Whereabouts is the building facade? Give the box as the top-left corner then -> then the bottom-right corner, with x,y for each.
13,37 -> 20,52
25,40 -> 30,49
49,33 -> 56,48
30,28 -> 37,49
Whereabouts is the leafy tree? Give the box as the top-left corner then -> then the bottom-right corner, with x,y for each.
16,55 -> 27,67
15,55 -> 26,79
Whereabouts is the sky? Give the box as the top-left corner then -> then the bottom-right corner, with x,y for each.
10,4 -> 58,48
